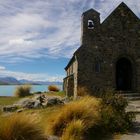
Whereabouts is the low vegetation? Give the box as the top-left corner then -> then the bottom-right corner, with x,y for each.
45,91 -> 134,140
0,113 -> 46,140
48,85 -> 60,92
100,90 -> 135,133
0,96 -> 19,106
0,89 -> 135,140
14,85 -> 32,97
46,91 -> 65,97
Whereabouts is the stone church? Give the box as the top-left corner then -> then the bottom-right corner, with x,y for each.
63,2 -> 140,98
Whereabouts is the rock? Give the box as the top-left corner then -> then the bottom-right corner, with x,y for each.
2,105 -> 18,112
15,95 -> 64,109
33,100 -> 41,108
16,98 -> 35,108
61,97 -> 71,103
33,94 -> 46,102
16,98 -> 41,109
44,97 -> 64,107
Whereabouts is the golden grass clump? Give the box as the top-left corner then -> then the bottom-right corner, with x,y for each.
61,120 -> 85,140
14,85 -> 32,97
0,113 -> 46,140
48,85 -> 60,92
46,96 -> 101,138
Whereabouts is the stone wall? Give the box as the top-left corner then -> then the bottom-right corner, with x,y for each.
63,75 -> 74,97
64,58 -> 78,97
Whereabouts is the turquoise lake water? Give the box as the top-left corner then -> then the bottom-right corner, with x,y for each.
0,85 -> 63,96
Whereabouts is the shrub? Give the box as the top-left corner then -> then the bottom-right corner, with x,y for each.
101,89 -> 128,112
48,85 -> 60,92
0,113 -> 46,140
46,96 -> 101,137
14,85 -> 32,97
100,89 -> 135,133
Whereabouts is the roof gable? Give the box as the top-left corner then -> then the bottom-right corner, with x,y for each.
102,2 -> 139,25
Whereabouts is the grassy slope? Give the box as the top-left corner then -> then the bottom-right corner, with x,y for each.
0,97 -> 19,106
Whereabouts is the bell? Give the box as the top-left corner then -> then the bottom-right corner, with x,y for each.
88,21 -> 94,29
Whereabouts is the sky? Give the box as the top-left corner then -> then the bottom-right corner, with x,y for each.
0,0 -> 139,82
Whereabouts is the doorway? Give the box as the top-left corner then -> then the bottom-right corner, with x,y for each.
116,58 -> 132,90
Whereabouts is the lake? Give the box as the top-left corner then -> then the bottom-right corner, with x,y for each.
0,85 -> 63,96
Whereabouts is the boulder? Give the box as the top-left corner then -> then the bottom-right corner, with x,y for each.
16,98 -> 41,109
15,95 -> 64,109
33,94 -> 46,101
43,97 -> 64,107
2,105 -> 18,112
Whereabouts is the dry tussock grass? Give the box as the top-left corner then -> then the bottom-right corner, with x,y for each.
48,85 -> 60,92
46,96 -> 101,138
0,113 -> 46,140
14,85 -> 32,97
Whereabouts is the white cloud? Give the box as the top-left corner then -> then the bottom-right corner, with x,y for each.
0,0 -> 139,63
9,38 -> 33,45
0,69 -> 64,82
0,66 -> 6,70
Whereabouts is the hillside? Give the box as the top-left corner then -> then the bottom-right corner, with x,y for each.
0,77 -> 62,85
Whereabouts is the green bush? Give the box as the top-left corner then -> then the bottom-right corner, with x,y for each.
14,85 -> 32,97
100,89 -> 135,133
48,85 -> 60,92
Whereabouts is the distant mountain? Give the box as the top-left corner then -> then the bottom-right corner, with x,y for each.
19,79 -> 62,85
0,77 -> 62,85
19,79 -> 39,85
0,77 -> 20,85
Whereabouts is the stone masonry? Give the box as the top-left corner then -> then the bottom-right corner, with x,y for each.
64,2 -> 140,97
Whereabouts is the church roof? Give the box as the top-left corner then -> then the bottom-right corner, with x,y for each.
65,56 -> 75,70
102,2 -> 139,24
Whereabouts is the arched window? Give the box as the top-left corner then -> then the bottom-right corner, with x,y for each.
88,20 -> 94,29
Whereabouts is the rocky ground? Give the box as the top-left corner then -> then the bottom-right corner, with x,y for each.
1,94 -> 67,113
119,100 -> 140,140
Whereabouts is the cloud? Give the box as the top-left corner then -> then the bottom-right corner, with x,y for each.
0,68 -> 64,82
0,66 -> 6,70
0,0 -> 139,63
9,38 -> 33,45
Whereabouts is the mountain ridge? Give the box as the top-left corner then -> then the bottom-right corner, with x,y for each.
0,77 -> 62,85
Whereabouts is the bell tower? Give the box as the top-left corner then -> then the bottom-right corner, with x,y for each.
81,9 -> 100,45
